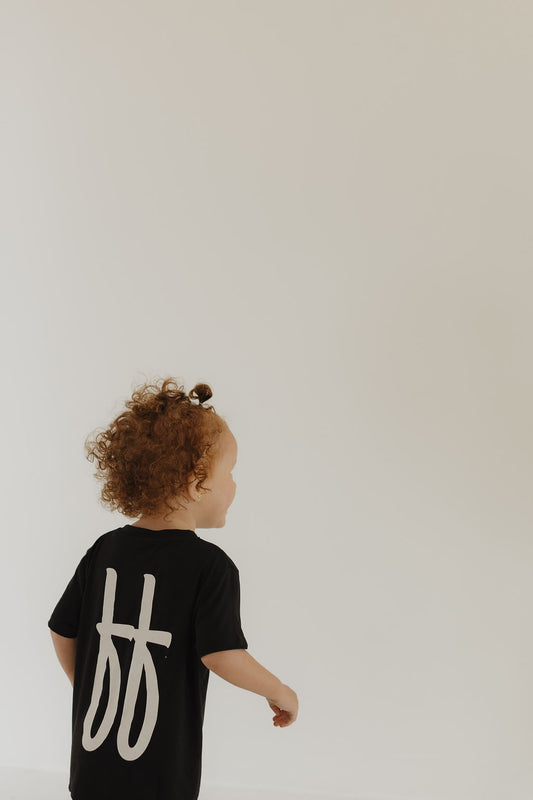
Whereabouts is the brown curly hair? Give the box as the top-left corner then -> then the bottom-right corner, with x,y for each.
84,377 -> 228,522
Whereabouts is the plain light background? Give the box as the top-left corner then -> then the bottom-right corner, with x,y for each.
2,2 -> 532,799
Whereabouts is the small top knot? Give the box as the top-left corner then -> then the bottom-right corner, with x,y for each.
190,382 -> 213,405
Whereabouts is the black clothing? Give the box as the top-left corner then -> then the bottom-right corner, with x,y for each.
48,525 -> 248,800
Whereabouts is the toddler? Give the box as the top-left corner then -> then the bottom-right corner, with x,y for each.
48,377 -> 298,800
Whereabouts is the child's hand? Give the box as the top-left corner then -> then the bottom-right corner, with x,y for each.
266,685 -> 298,727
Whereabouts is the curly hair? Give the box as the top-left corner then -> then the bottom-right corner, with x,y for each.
84,377 -> 228,522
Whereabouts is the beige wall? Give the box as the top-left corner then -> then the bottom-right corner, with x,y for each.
3,3 -> 532,799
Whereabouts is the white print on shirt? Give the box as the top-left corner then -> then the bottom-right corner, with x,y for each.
82,567 -> 172,761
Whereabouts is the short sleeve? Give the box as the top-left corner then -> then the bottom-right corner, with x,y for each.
195,553 -> 248,659
47,548 -> 91,638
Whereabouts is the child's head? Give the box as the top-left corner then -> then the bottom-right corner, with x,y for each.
84,377 -> 238,529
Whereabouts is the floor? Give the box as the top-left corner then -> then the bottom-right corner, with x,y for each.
0,766 -> 353,800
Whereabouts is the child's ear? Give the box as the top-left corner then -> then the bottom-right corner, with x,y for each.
182,474 -> 201,503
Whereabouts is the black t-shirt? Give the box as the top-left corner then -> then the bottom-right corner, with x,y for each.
47,524 -> 248,800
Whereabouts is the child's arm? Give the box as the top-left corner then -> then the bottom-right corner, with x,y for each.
49,630 -> 77,687
201,649 -> 299,727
